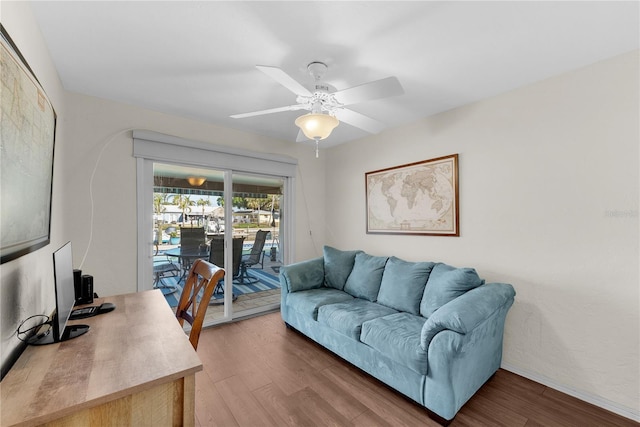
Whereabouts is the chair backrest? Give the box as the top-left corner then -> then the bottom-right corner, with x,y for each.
246,230 -> 269,263
175,259 -> 225,350
180,227 -> 205,251
209,236 -> 245,278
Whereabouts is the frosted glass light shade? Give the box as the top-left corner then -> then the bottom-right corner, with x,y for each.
295,113 -> 339,140
187,177 -> 206,186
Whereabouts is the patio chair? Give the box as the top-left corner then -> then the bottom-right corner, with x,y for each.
153,230 -> 160,256
238,230 -> 269,285
153,253 -> 181,291
175,259 -> 225,350
179,226 -> 205,251
177,226 -> 206,276
208,236 -> 244,300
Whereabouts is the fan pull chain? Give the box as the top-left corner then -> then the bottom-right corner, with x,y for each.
315,140 -> 319,158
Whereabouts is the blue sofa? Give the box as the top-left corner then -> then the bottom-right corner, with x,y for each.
280,246 -> 515,423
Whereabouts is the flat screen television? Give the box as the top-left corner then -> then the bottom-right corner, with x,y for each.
27,242 -> 89,345
0,25 -> 57,264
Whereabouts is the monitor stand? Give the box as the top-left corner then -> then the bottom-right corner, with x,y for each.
27,324 -> 90,346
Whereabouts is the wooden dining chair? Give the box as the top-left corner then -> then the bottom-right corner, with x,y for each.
175,259 -> 225,350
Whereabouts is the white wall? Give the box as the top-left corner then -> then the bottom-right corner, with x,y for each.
3,2 -> 638,420
61,92 -> 325,298
0,2 -> 69,374
1,2 -> 327,373
325,50 -> 639,418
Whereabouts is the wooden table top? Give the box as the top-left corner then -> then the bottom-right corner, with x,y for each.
1,290 -> 203,427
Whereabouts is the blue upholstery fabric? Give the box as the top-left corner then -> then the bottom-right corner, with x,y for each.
318,298 -> 398,340
361,313 -> 428,375
426,299 -> 513,420
323,246 -> 361,290
420,263 -> 485,318
282,307 -> 426,406
377,257 -> 435,315
280,252 -> 515,422
343,252 -> 388,301
281,256 -> 324,292
421,282 -> 516,350
285,288 -> 353,320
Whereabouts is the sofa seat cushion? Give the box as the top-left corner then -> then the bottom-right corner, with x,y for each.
360,313 -> 428,375
317,299 -> 398,340
286,288 -> 354,320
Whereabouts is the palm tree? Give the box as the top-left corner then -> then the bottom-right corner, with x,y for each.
268,195 -> 279,227
153,193 -> 167,225
173,194 -> 195,225
216,196 -> 245,208
196,198 -> 211,225
246,197 -> 265,226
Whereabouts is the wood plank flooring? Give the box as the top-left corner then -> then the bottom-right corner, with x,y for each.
194,312 -> 637,427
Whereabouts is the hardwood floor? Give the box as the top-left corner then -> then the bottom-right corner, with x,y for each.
194,312 -> 637,427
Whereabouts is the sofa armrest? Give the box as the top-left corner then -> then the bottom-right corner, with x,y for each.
279,256 -> 325,293
420,282 -> 515,350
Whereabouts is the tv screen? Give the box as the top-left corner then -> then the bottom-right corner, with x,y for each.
28,242 -> 89,345
0,25 -> 56,264
52,242 -> 76,341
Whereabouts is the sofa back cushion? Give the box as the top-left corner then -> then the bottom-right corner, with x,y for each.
343,252 -> 388,301
323,246 -> 362,290
420,263 -> 485,317
377,257 -> 435,315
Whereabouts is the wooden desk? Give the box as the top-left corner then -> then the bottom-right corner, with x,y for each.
1,290 -> 202,427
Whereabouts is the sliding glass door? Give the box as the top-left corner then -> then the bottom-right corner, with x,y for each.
134,130 -> 296,326
142,161 -> 285,325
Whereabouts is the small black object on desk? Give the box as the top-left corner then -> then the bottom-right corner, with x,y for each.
69,302 -> 116,320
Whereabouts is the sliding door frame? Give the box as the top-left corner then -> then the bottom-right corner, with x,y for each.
133,131 -> 297,319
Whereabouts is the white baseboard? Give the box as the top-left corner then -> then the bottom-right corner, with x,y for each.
501,362 -> 640,422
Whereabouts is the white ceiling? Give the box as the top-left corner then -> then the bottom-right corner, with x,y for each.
30,1 -> 639,148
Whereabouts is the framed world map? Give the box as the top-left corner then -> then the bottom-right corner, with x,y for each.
365,154 -> 459,236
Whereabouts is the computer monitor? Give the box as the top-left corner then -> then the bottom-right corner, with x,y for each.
28,242 -> 89,345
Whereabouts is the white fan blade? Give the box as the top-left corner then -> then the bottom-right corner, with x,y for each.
256,65 -> 312,97
231,104 -> 306,119
333,76 -> 404,106
334,108 -> 387,134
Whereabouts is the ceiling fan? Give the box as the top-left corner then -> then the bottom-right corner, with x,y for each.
231,62 -> 404,157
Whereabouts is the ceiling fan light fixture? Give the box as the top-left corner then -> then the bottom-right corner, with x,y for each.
295,113 -> 339,141
187,176 -> 206,186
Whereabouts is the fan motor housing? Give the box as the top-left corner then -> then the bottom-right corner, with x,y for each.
313,83 -> 331,93
307,61 -> 328,81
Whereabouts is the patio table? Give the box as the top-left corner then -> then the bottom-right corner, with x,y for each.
164,246 -> 209,284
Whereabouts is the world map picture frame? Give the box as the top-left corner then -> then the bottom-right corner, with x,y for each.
365,154 -> 459,236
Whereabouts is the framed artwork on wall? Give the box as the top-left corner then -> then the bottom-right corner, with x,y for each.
365,154 -> 459,236
0,25 -> 57,263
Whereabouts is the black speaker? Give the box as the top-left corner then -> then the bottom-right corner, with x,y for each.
80,275 -> 94,305
73,269 -> 83,302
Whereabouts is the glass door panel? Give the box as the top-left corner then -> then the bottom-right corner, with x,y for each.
229,172 -> 284,318
150,164 -> 285,325
152,163 -> 230,323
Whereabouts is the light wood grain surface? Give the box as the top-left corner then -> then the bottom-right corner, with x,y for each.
1,290 -> 202,427
193,312 -> 638,427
